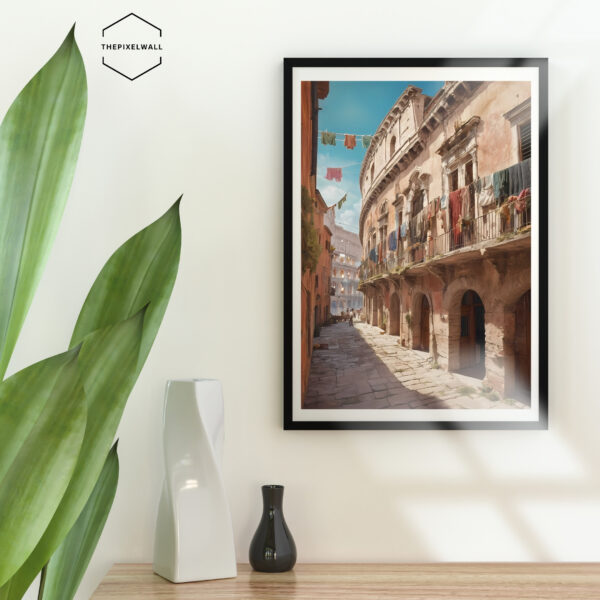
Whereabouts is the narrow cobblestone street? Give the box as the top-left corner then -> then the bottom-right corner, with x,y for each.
305,321 -> 525,410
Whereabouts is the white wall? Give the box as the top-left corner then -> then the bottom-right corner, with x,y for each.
1,0 -> 599,598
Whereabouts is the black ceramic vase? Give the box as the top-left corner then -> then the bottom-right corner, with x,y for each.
249,485 -> 297,572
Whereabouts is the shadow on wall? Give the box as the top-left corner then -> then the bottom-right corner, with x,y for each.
273,74 -> 600,563
278,420 -> 600,563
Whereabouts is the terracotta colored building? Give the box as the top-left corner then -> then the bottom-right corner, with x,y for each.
300,81 -> 331,399
358,81 -> 532,399
314,189 -> 332,327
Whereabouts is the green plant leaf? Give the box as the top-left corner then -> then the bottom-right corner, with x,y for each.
1,201 -> 181,598
0,26 -> 87,379
71,198 -> 182,366
0,349 -> 86,588
0,310 -> 144,599
39,443 -> 119,600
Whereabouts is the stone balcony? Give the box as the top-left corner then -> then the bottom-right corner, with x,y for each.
359,203 -> 531,286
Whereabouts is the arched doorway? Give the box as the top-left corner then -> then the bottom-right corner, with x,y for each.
411,293 -> 431,352
371,295 -> 378,326
514,290 -> 531,398
459,290 -> 485,378
412,294 -> 430,352
389,292 -> 400,335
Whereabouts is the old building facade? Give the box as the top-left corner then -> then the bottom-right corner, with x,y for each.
300,81 -> 331,398
358,81 -> 532,399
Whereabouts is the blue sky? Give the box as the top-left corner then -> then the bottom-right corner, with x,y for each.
317,81 -> 444,233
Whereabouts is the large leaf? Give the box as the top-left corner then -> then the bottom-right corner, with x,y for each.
71,198 -> 182,367
0,311 -> 144,599
39,443 -> 119,600
0,349 -> 86,587
1,201 -> 181,598
0,27 -> 87,379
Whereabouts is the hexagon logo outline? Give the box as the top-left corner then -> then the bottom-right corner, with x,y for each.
101,13 -> 163,81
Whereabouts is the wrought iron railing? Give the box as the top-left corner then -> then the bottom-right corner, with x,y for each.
359,202 -> 530,282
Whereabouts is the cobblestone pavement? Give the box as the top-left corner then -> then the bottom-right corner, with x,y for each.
305,321 -> 526,410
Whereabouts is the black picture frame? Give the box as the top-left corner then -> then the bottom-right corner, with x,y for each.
284,58 -> 548,430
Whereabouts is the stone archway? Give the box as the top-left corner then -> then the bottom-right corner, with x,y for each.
443,278 -> 489,373
457,290 -> 485,378
371,293 -> 378,326
412,292 -> 432,352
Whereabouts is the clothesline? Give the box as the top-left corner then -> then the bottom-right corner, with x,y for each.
320,130 -> 372,149
318,130 -> 371,139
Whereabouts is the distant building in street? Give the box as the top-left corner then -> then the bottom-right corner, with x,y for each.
329,223 -> 363,316
358,81 -> 532,399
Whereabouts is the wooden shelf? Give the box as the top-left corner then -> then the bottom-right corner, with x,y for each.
92,563 -> 600,598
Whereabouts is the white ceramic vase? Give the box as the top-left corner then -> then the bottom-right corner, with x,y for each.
153,379 -> 237,582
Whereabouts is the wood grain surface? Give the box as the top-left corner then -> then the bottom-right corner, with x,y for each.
91,563 -> 600,599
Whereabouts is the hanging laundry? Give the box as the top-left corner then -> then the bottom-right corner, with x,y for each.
520,158 -> 531,190
498,202 -> 511,224
449,189 -> 462,246
479,186 -> 495,207
362,135 -> 372,148
468,183 -> 476,217
460,186 -> 471,220
388,230 -> 397,251
515,188 -> 530,213
440,194 -> 448,209
369,248 -> 377,262
325,167 -> 342,182
344,134 -> 356,149
416,212 -> 424,242
439,209 -> 448,232
477,174 -> 493,207
508,162 -> 524,196
321,131 -> 336,146
493,168 -> 510,202
337,194 -> 347,209
400,222 -> 407,238
473,175 -> 488,206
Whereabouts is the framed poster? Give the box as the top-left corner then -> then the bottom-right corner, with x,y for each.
284,58 -> 548,430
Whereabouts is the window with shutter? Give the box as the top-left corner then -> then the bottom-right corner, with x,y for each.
519,121 -> 531,161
